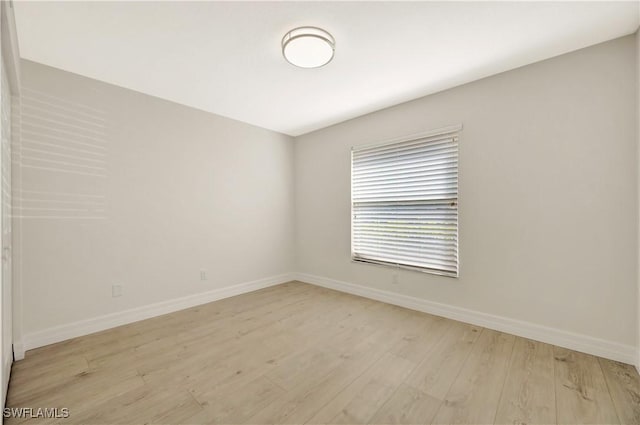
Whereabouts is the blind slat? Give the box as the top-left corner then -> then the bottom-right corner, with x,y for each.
354,241 -> 458,257
353,144 -> 457,167
353,229 -> 457,239
353,248 -> 458,266
353,251 -> 458,271
353,167 -> 457,184
354,212 -> 457,219
354,175 -> 457,190
354,194 -> 457,202
353,134 -> 457,158
352,154 -> 458,176
354,183 -> 457,197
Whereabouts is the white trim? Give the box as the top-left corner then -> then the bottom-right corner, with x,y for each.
1,0 -> 21,93
293,272 -> 637,365
22,273 -> 294,352
18,271 -> 637,365
635,28 -> 640,376
12,341 -> 23,361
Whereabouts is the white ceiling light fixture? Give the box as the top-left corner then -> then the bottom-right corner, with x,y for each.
282,26 -> 335,69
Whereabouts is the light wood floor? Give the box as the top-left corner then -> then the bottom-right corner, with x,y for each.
6,281 -> 640,424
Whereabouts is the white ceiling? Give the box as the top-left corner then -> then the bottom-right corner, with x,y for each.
14,1 -> 640,136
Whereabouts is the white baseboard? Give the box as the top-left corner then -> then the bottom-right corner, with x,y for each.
22,273 -> 295,353
18,271 -> 638,366
293,272 -> 637,365
13,342 -> 24,361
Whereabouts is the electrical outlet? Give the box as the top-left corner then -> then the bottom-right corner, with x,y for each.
392,272 -> 399,285
200,269 -> 207,281
112,284 -> 123,297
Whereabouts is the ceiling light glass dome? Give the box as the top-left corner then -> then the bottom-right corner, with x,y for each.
282,27 -> 335,68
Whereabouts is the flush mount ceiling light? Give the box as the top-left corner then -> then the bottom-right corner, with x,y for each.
282,27 -> 335,69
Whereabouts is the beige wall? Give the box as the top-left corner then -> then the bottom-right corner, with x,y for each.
295,35 -> 637,349
16,60 -> 295,336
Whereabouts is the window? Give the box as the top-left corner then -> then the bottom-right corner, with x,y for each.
351,126 -> 460,277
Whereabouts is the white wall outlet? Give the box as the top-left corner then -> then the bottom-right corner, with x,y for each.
392,272 -> 399,285
200,269 -> 207,281
112,284 -> 123,297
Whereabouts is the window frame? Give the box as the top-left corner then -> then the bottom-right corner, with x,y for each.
350,124 -> 461,278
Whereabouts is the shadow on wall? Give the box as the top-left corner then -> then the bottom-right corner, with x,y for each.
15,87 -> 108,220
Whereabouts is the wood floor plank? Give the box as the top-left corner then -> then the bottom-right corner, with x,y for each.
65,386 -> 201,425
187,307 -> 375,402
184,300 -> 375,401
139,296 -> 364,396
190,376 -> 286,424
8,355 -> 88,391
7,368 -> 146,424
245,304 -> 416,424
432,329 -> 515,425
404,321 -> 480,399
494,338 -> 556,425
599,358 -> 640,425
554,347 -> 620,424
306,352 -> 416,424
246,338 -> 387,424
388,312 -> 447,363
265,347 -> 343,391
136,294 -> 337,383
369,383 -> 441,424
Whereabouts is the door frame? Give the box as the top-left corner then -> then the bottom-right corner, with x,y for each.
1,0 -> 21,409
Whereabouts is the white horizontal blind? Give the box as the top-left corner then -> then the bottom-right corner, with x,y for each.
351,129 -> 459,276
